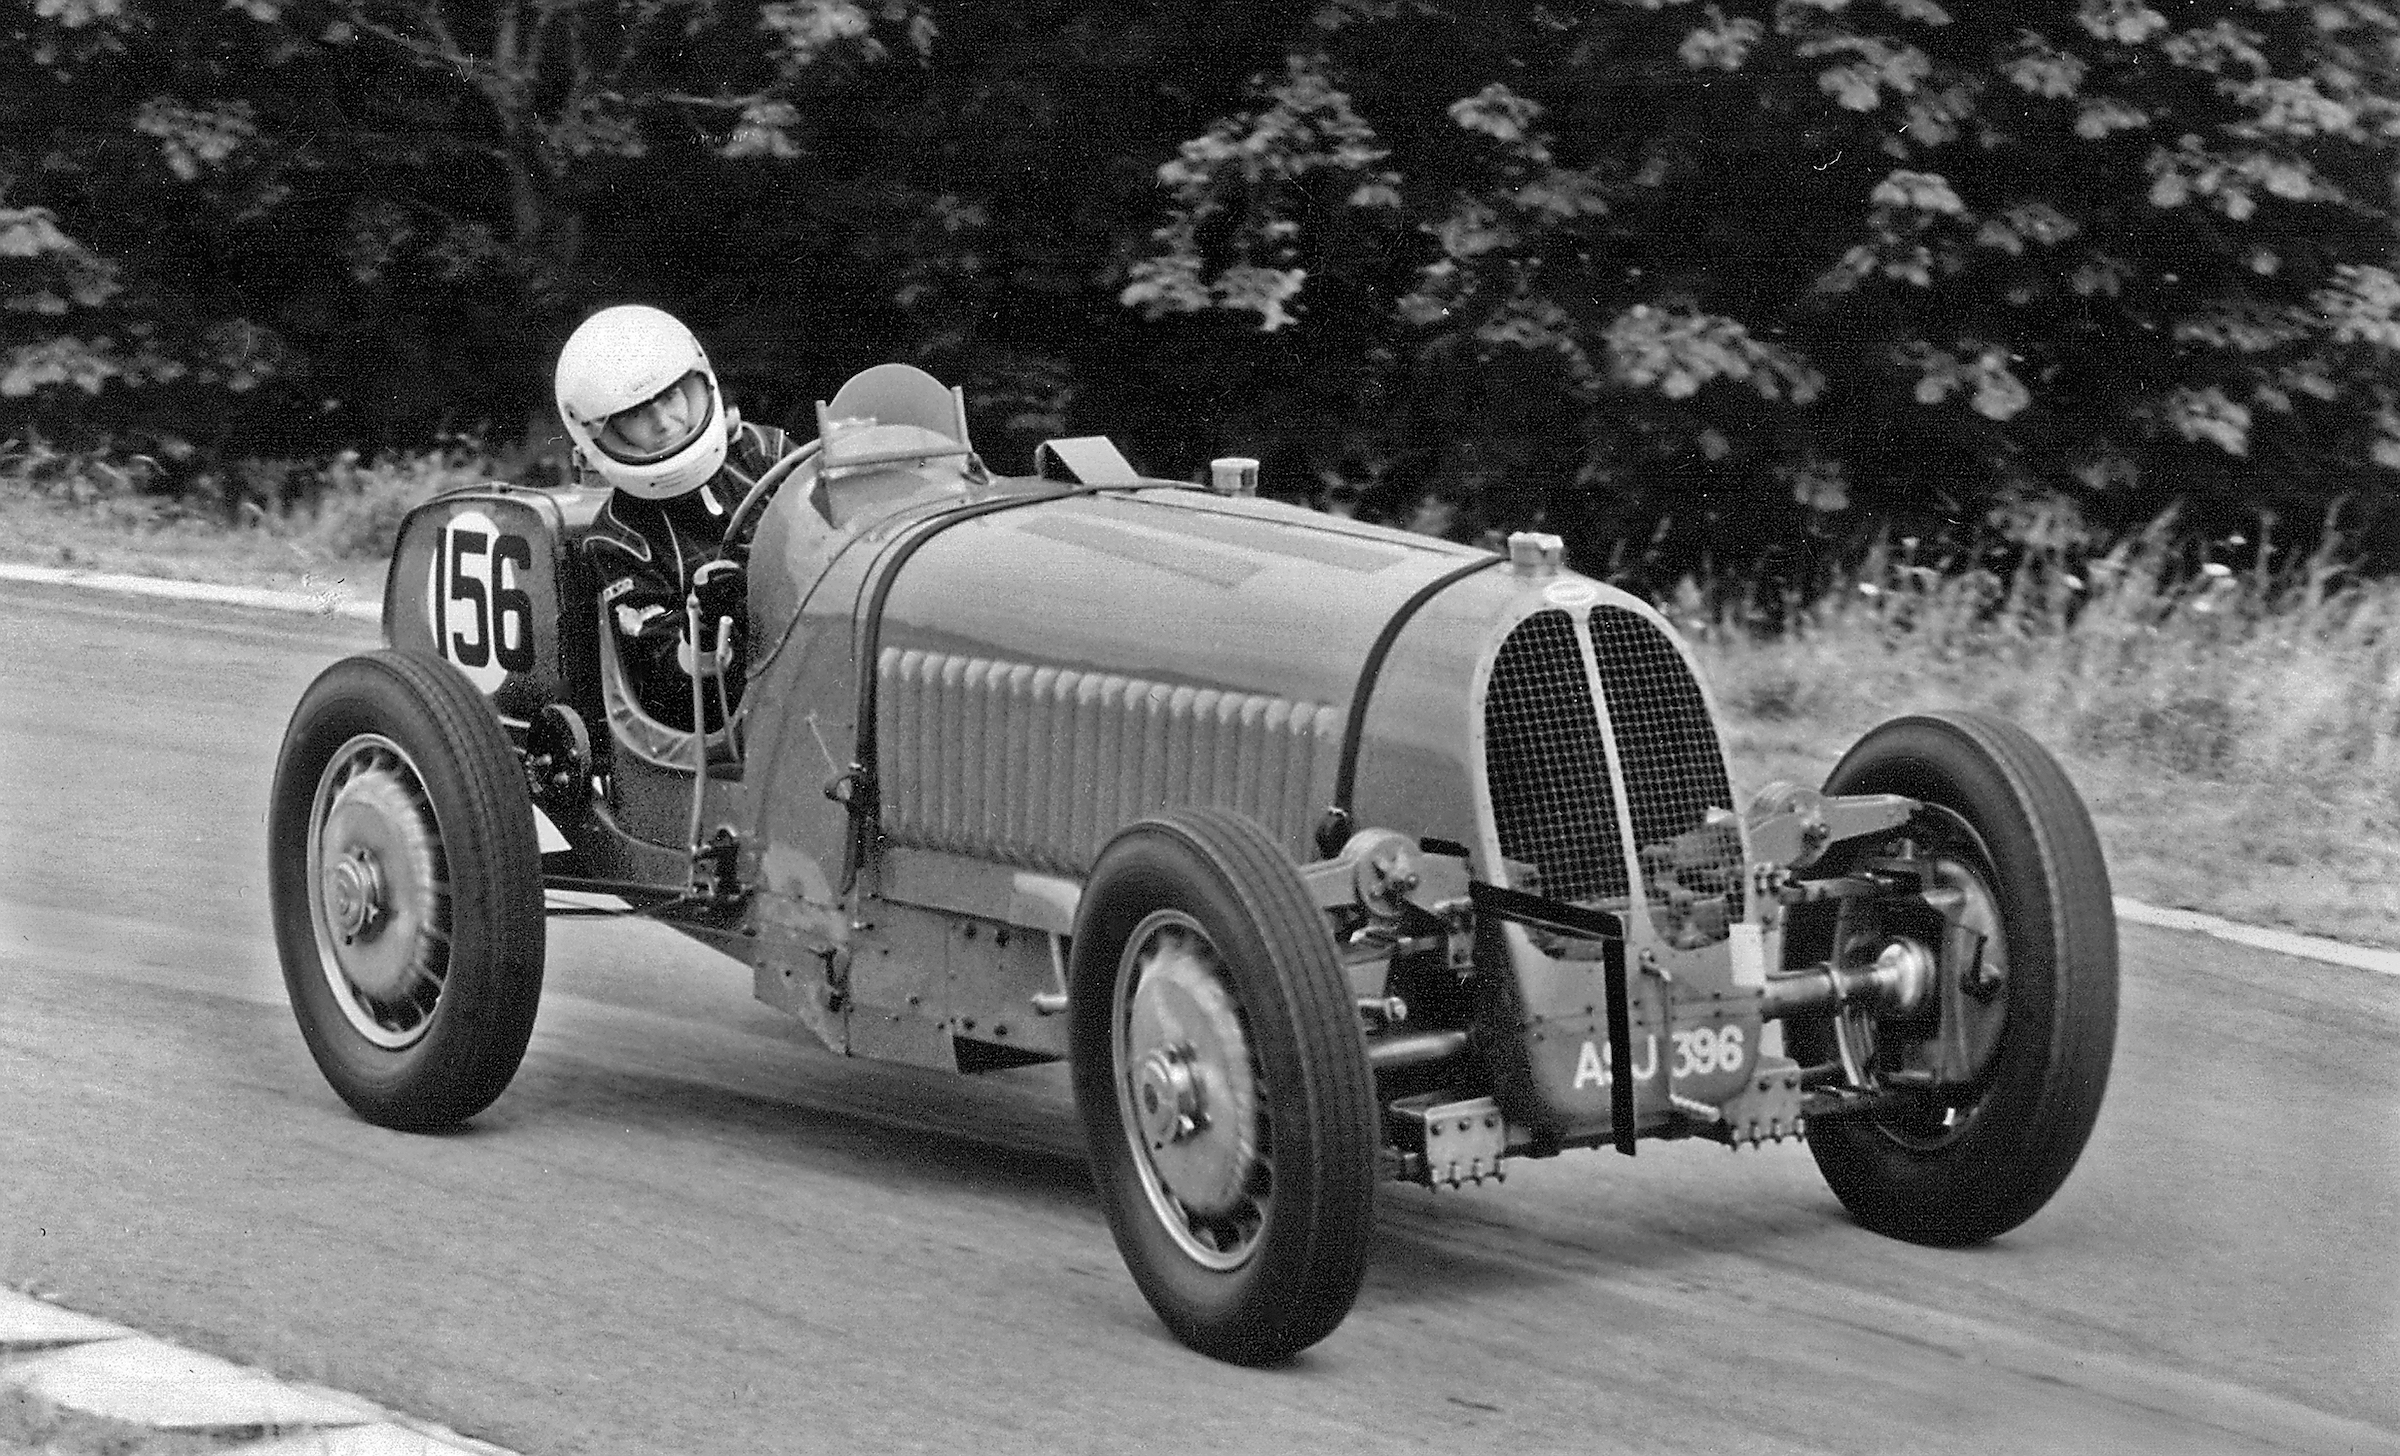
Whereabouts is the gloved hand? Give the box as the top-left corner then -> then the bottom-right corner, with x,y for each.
692,558 -> 745,627
683,558 -> 746,667
611,599 -> 675,641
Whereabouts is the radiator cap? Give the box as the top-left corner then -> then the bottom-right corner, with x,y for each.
1208,456 -> 1261,497
1507,531 -> 1566,575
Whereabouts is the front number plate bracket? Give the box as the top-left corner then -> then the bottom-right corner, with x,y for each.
1393,1095 -> 1507,1189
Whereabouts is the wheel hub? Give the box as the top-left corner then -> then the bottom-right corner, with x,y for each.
1829,833 -> 2014,1132
1136,1046 -> 1207,1147
323,850 -> 388,943
1122,922 -> 1257,1221
306,739 -> 445,1042
1871,937 -> 1937,1012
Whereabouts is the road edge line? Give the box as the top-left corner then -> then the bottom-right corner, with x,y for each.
2112,896 -> 2400,978
0,560 -> 380,621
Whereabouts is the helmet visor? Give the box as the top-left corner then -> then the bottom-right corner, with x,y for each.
592,371 -> 713,465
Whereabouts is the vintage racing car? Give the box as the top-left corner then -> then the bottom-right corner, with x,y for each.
268,364 -> 2118,1364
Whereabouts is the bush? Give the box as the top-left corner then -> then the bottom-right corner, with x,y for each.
1,435 -> 502,571
288,448 -> 494,560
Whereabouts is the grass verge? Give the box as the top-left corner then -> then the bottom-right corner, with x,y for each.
1694,531 -> 2400,948
0,438 -> 502,604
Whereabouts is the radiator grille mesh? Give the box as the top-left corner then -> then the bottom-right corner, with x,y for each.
1586,605 -> 1743,938
1481,610 -> 1628,904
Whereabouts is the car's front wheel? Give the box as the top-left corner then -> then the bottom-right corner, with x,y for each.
268,649 -> 545,1130
1787,710 -> 2118,1246
1069,809 -> 1379,1365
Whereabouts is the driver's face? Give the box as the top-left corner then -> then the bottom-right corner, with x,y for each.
602,373 -> 707,457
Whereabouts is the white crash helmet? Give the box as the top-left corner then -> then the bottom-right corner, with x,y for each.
554,304 -> 728,500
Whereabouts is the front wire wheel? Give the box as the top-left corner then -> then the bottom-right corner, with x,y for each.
1114,913 -> 1268,1270
1789,710 -> 2118,1247
1070,809 -> 1379,1366
269,650 -> 545,1131
305,734 -> 449,1049
1824,814 -> 2012,1147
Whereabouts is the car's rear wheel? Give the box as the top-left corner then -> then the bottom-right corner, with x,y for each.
1069,809 -> 1378,1365
268,649 -> 545,1130
1786,710 -> 2117,1246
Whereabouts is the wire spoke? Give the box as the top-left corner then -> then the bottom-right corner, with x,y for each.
310,733 -> 452,1051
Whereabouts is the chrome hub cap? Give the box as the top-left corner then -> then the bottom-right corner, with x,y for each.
1872,938 -> 1938,1012
324,851 -> 388,943
1136,1046 -> 1207,1149
1115,913 -> 1265,1268
306,735 -> 448,1049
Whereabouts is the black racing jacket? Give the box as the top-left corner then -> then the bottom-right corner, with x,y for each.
580,417 -> 793,730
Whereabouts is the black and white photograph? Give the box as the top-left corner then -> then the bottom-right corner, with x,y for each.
3,2 -> 2396,1452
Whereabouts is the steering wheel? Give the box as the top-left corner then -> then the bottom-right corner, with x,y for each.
720,439 -> 822,558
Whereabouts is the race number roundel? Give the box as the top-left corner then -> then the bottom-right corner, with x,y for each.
425,510 -> 536,695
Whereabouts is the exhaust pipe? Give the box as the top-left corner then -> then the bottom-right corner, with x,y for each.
1367,1029 -> 1470,1071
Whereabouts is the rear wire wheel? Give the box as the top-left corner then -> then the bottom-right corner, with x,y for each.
1069,809 -> 1379,1365
1787,710 -> 2117,1246
269,650 -> 545,1130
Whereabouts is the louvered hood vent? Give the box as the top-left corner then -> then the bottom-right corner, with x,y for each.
876,648 -> 1341,875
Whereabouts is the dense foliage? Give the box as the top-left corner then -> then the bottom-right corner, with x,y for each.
5,0 -> 2398,580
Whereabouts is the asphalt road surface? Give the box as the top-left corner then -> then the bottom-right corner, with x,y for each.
3,577 -> 2395,1456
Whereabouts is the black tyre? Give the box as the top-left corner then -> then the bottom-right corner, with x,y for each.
268,649 -> 546,1130
1068,809 -> 1379,1365
1788,710 -> 2117,1246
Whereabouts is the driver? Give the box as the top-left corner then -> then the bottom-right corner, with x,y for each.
554,304 -> 792,732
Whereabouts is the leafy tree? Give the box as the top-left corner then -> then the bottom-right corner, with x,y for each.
1128,0 -> 2400,580
3,0 -> 930,454
1,0 -> 270,437
721,1 -> 1306,470
10,0 -> 2398,588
